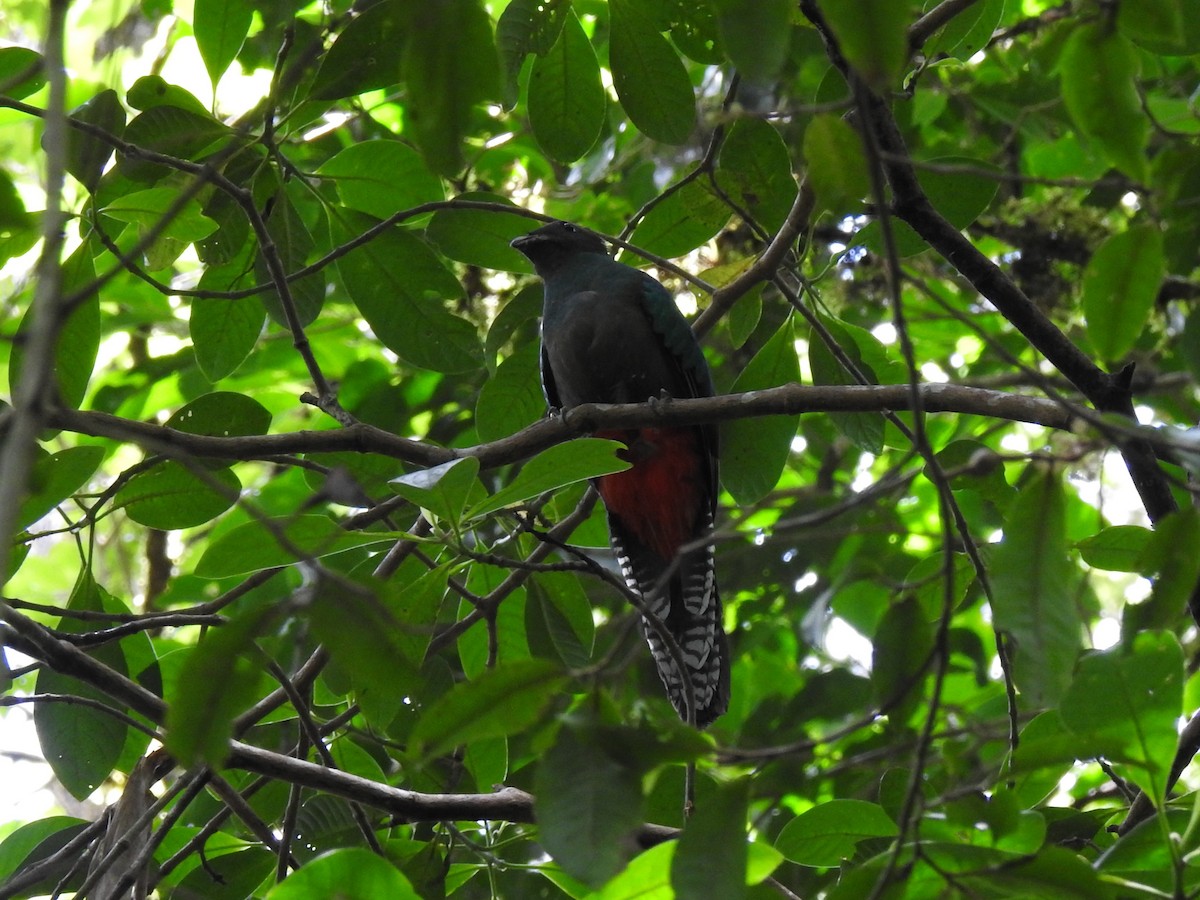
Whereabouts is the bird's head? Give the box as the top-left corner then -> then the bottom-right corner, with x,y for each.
511,220 -> 609,276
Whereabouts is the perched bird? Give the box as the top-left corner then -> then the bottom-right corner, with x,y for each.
511,221 -> 729,726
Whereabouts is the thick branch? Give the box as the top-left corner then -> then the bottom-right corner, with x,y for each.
48,383 -> 1077,473
224,741 -> 678,845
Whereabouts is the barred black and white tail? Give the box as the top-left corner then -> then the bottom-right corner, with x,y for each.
608,509 -> 730,727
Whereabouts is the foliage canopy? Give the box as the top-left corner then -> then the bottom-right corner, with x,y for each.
2,0 -> 1200,897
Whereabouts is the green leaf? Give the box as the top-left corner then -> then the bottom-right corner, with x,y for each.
102,187 -> 219,268
165,606 -> 271,767
194,515 -> 393,578
535,723 -> 645,885
310,1 -> 406,100
307,576 -> 421,730
808,315 -> 898,453
467,438 -> 630,519
721,318 -> 800,504
194,0 -> 252,87
0,817 -> 88,888
609,0 -> 697,144
1117,0 -> 1199,55
118,106 -> 231,182
476,341 -> 545,441
627,179 -> 730,258
255,186 -> 325,328
335,216 -> 481,373
495,0 -> 571,104
61,89 -> 125,192
821,0 -> 910,88
989,469 -> 1080,707
710,0 -> 792,83
529,571 -> 596,668
401,0 -> 501,174
118,462 -> 240,530
0,47 -> 47,99
167,390 -> 272,439
871,596 -> 934,723
410,659 -> 565,760
34,573 -> 130,800
925,0 -> 1007,59
803,114 -> 870,216
125,75 -> 211,115
426,194 -> 535,272
190,294 -> 264,382
671,778 -> 750,900
530,10 -> 605,162
1082,225 -> 1165,361
715,118 -> 797,232
1126,507 -> 1200,634
318,140 -> 445,220
268,847 -> 421,899
1060,23 -> 1147,179
18,445 -> 104,530
9,243 -> 100,411
390,457 -> 483,526
1076,524 -> 1154,572
775,799 -> 899,867
1060,631 -> 1183,803
587,842 -> 674,899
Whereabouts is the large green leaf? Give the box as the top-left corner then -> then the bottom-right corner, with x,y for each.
34,573 -> 131,800
310,1 -> 406,100
194,0 -> 253,87
1060,631 -> 1183,804
609,0 -> 696,144
335,216 -> 481,373
118,106 -> 231,182
61,89 -> 125,192
529,10 -> 605,162
475,341 -> 545,441
318,140 -> 445,220
715,118 -> 797,232
775,800 -> 899,867
117,462 -> 240,530
803,114 -> 870,216
1082,224 -> 1165,361
401,0 -> 501,174
255,186 -> 325,328
466,438 -> 630,519
164,606 -> 271,766
0,47 -> 47,99
721,318 -> 801,504
534,723 -> 646,886
390,457 -> 483,527
8,243 -> 100,411
18,445 -> 103,530
409,659 -> 565,760
1060,23 -> 1147,179
426,195 -> 535,272
268,848 -> 420,899
710,0 -> 792,83
821,0 -> 910,88
671,778 -> 750,900
495,0 -> 571,104
627,179 -> 730,258
988,469 -> 1080,707
194,515 -> 394,578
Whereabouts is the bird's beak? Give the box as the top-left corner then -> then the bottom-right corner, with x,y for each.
510,233 -> 532,250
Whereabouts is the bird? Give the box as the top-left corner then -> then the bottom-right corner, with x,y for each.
510,220 -> 730,727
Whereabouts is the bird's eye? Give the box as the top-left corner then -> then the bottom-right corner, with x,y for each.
564,224 -> 577,233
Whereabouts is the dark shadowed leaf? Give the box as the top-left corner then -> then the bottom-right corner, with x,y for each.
117,462 -> 240,529
194,0 -> 253,87
710,0 -> 792,83
989,469 -> 1079,707
609,0 -> 696,144
410,659 -> 565,760
672,778 -> 750,900
529,10 -> 605,162
1082,225 -> 1165,361
1060,631 -> 1183,803
722,317 -> 801,504
534,723 -> 645,885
